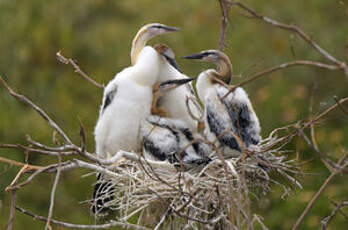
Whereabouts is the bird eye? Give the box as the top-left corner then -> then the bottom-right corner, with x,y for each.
152,25 -> 163,29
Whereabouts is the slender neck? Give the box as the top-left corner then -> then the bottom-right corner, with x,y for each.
196,70 -> 215,103
215,54 -> 232,84
131,29 -> 151,65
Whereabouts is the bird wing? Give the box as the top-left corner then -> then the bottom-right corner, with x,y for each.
205,90 -> 240,151
102,85 -> 118,112
141,116 -> 184,163
217,86 -> 261,147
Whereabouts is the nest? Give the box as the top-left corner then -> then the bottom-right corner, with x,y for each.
91,127 -> 300,229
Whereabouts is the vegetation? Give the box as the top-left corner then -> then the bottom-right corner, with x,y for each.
0,0 -> 347,229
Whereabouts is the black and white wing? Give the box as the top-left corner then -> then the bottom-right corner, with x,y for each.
140,116 -> 180,163
205,90 -> 241,151
140,116 -> 211,165
100,84 -> 118,115
170,119 -> 211,164
217,86 -> 261,148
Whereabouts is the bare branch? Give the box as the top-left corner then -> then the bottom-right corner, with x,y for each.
15,206 -> 150,230
333,95 -> 348,115
0,156 -> 43,172
223,60 -> 340,99
306,97 -> 348,126
225,0 -> 348,77
219,0 -> 231,51
329,199 -> 348,220
56,51 -> 104,88
0,143 -> 75,156
6,190 -> 17,230
45,155 -> 62,230
321,201 -> 348,230
0,76 -> 72,144
292,154 -> 348,230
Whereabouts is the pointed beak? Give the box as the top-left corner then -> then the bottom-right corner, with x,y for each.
162,25 -> 180,32
181,53 -> 205,60
159,78 -> 194,92
163,55 -> 182,73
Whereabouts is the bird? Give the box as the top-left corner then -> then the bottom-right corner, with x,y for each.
151,43 -> 202,130
140,114 -> 211,170
92,23 -> 179,215
182,50 -> 261,157
94,23 -> 179,159
139,45 -> 210,170
151,77 -> 195,118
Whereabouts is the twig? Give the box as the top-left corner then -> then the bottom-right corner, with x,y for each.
308,85 -> 328,167
15,206 -> 150,230
251,214 -> 268,230
9,164 -> 61,190
185,96 -> 203,122
299,131 -> 336,173
73,159 -> 120,178
6,190 -> 17,230
45,155 -> 62,230
225,0 -> 348,77
292,154 -> 348,230
329,199 -> 348,220
6,165 -> 30,192
306,97 -> 348,126
0,143 -> 74,156
223,60 -> 340,99
219,0 -> 231,51
333,95 -> 348,115
0,156 -> 43,172
56,51 -> 104,88
154,204 -> 172,230
321,201 -> 348,230
0,76 -> 72,144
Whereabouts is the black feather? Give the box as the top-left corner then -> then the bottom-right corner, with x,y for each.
92,174 -> 115,215
206,104 -> 240,151
102,87 -> 117,112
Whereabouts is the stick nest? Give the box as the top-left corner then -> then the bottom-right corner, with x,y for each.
92,127 -> 301,229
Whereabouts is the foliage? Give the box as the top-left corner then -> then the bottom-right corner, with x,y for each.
0,0 -> 347,229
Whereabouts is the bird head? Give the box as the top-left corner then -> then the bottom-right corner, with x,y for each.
143,23 -> 180,39
131,23 -> 180,65
182,50 -> 225,63
154,43 -> 182,72
182,50 -> 232,84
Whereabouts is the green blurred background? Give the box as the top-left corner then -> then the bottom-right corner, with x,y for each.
0,0 -> 347,229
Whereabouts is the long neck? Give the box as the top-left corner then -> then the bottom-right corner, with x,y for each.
196,70 -> 215,103
131,29 -> 151,65
215,55 -> 232,84
130,46 -> 160,86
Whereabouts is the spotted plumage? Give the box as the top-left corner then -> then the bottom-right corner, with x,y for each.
140,115 -> 211,168
183,50 -> 261,157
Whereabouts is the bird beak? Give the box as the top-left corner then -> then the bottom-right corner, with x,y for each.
159,78 -> 194,91
181,53 -> 205,60
161,25 -> 180,32
163,55 -> 182,73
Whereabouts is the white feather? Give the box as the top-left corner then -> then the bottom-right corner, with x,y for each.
94,46 -> 161,158
196,69 -> 261,156
157,59 -> 200,130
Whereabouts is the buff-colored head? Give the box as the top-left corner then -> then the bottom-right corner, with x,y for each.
131,23 -> 180,65
182,50 -> 232,84
154,43 -> 182,72
154,44 -> 175,60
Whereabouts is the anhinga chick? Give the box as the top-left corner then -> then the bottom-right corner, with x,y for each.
183,50 -> 261,157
